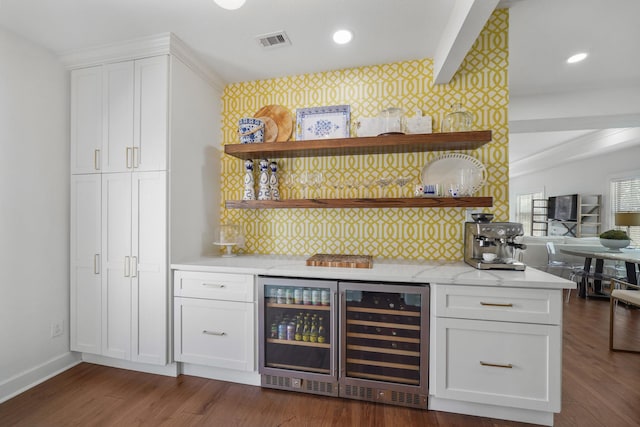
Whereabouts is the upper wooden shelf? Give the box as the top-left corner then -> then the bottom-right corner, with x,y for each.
224,130 -> 492,160
226,197 -> 493,209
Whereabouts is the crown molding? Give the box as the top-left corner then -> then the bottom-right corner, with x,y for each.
59,32 -> 225,90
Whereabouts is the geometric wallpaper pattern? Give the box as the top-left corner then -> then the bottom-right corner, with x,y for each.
219,10 -> 509,260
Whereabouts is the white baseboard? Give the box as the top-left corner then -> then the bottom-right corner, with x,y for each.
180,363 -> 261,386
428,395 -> 555,426
81,354 -> 179,377
0,352 -> 82,404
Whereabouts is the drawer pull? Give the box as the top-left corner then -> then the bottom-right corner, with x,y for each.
202,330 -> 226,336
201,283 -> 225,288
480,361 -> 513,369
480,302 -> 513,307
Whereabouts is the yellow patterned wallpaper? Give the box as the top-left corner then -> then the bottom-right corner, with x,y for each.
220,10 -> 508,260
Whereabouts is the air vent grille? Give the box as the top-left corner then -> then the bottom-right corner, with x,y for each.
256,31 -> 291,48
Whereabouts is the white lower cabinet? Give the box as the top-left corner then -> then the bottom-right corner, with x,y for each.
173,271 -> 256,372
429,284 -> 563,426
433,317 -> 560,411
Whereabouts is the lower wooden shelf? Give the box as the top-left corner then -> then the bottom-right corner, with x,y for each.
226,197 -> 493,209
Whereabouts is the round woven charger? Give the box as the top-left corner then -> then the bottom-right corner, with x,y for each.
254,105 -> 293,142
255,116 -> 278,142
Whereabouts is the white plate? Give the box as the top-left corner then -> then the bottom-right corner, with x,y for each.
421,153 -> 487,196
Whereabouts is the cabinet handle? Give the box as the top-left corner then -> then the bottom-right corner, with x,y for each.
124,256 -> 130,277
480,361 -> 513,369
480,302 -> 513,307
202,330 -> 226,336
94,149 -> 101,170
126,147 -> 132,169
201,283 -> 225,288
132,147 -> 139,168
131,256 -> 138,278
94,254 -> 100,275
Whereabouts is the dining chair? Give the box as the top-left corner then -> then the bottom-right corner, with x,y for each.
609,278 -> 640,353
545,242 -> 583,302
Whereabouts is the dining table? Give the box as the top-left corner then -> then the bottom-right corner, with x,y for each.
559,245 -> 640,297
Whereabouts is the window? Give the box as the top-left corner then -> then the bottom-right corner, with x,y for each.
610,176 -> 640,244
515,191 -> 545,236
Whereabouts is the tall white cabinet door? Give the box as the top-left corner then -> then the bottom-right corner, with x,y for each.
70,67 -> 102,174
133,56 -> 168,172
131,171 -> 168,365
70,175 -> 102,354
101,173 -> 133,360
103,62 -> 135,173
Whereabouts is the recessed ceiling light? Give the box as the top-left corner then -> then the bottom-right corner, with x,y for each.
333,30 -> 353,45
213,0 -> 245,10
567,52 -> 588,64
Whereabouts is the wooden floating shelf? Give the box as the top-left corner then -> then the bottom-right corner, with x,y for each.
225,197 -> 493,209
224,130 -> 492,160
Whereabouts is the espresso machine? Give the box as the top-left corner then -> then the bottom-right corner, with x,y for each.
464,218 -> 527,270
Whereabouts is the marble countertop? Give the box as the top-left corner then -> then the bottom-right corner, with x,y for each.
171,255 -> 574,290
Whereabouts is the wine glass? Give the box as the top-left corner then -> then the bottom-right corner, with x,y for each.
328,177 -> 344,198
282,172 -> 297,199
344,177 -> 358,198
395,176 -> 412,197
360,179 -> 375,198
310,172 -> 324,198
297,171 -> 310,199
376,177 -> 393,198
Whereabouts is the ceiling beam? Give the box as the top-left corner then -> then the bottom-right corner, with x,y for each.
433,0 -> 500,85
509,113 -> 640,134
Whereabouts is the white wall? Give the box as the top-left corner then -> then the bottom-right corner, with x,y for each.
509,144 -> 640,229
0,28 -> 78,402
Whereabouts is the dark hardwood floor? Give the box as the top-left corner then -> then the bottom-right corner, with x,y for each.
1,295 -> 639,426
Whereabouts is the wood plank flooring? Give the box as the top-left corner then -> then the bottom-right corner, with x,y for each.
1,296 -> 639,426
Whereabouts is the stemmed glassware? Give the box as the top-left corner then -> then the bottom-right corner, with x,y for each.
282,172 -> 297,199
395,176 -> 412,197
310,172 -> 324,198
297,172 -> 310,199
376,177 -> 393,198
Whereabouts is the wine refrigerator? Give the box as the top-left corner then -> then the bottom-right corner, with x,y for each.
257,276 -> 429,408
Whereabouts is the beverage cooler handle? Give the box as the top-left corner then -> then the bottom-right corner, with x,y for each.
336,290 -> 344,379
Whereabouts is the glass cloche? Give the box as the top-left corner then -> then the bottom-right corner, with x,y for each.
441,103 -> 473,132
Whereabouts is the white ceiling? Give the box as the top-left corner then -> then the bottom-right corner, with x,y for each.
1,0 -> 639,166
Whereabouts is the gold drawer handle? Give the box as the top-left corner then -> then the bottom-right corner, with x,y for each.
480,302 -> 513,307
480,361 -> 513,369
202,330 -> 226,336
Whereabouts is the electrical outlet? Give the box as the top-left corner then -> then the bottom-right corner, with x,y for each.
50,319 -> 64,338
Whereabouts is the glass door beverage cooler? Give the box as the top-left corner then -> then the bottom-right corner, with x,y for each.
257,276 -> 429,408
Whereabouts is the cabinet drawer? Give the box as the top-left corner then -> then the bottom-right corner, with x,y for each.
174,297 -> 255,371
433,285 -> 561,324
174,271 -> 254,301
432,317 -> 560,412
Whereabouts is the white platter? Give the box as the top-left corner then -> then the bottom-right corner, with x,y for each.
296,105 -> 350,140
421,153 -> 487,196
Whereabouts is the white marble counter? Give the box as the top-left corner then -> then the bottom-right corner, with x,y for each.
171,255 -> 574,290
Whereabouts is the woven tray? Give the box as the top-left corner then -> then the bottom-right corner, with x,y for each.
306,254 -> 373,269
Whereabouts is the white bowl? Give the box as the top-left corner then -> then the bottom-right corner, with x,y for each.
600,238 -> 630,252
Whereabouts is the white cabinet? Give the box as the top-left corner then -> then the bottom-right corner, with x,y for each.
70,66 -> 102,174
73,56 -> 169,174
174,271 -> 255,372
70,174 -> 102,353
101,172 -> 167,363
69,34 -> 221,372
429,284 -> 563,426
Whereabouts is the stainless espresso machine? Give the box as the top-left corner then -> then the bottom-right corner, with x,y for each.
464,219 -> 527,270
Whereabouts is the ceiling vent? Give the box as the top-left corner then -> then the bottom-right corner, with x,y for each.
256,31 -> 291,49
